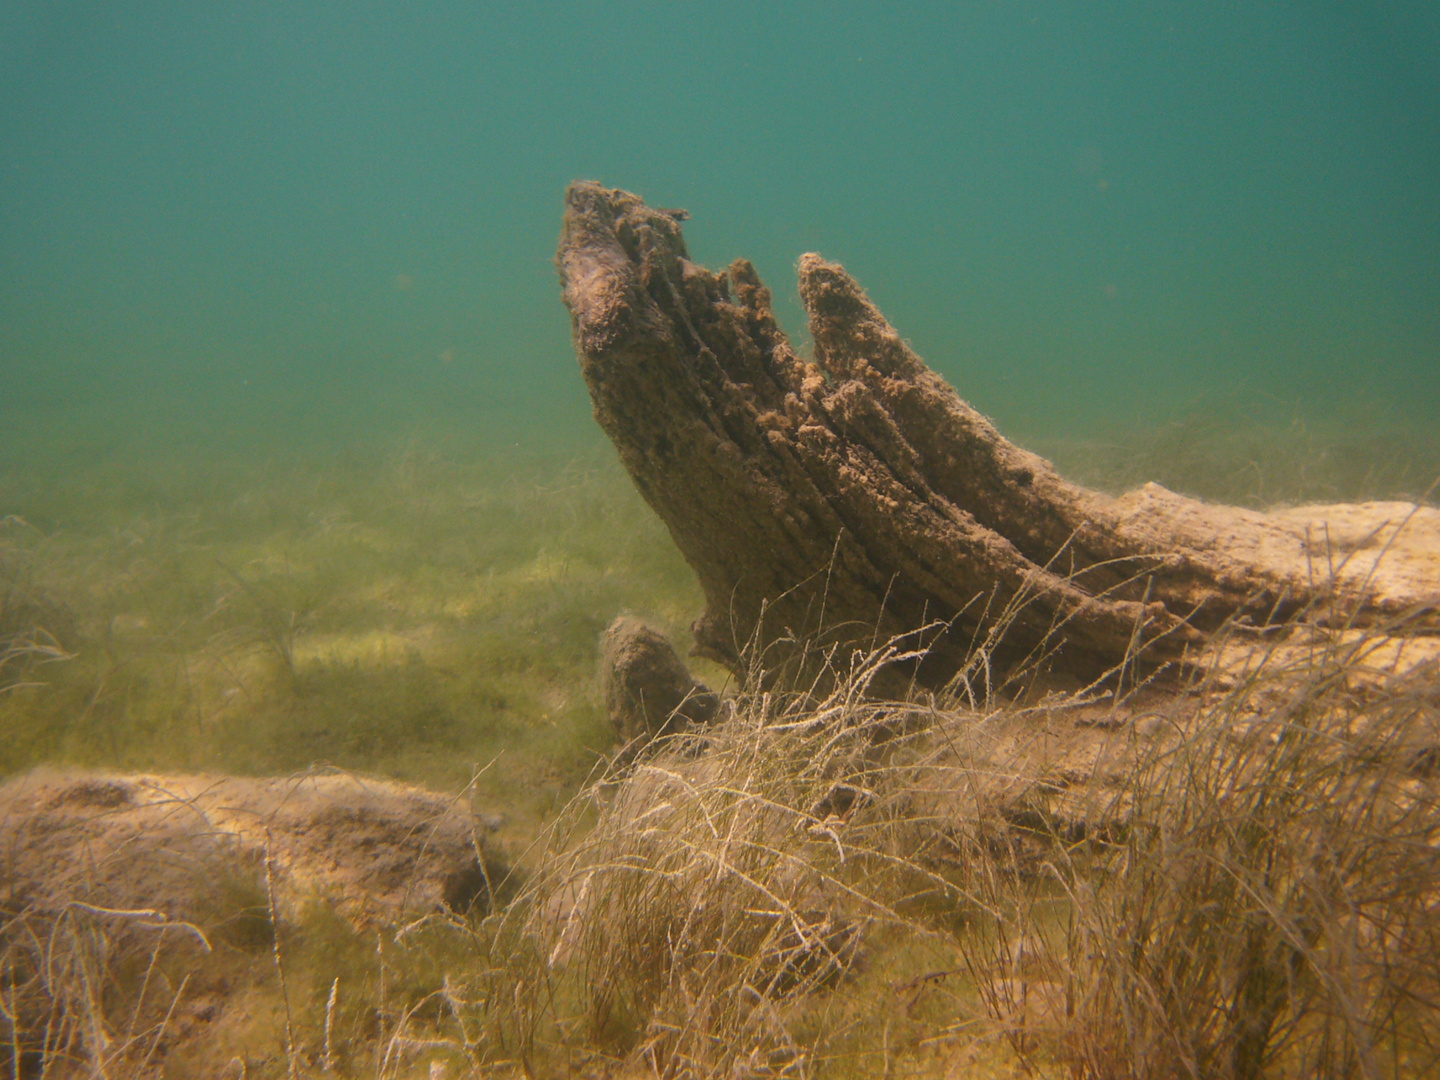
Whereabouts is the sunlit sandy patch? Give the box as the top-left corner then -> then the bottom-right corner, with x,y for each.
294,627 -> 438,666
511,551 -> 598,584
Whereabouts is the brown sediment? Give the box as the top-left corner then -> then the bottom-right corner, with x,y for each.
557,182 -> 1440,689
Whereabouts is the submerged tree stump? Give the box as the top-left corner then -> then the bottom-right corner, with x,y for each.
558,182 -> 1440,689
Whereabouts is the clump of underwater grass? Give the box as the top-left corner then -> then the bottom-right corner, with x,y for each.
0,521 -> 74,695
962,611 -> 1440,1080
5,601 -> 1433,1079
383,634 -> 959,1078
0,898 -> 214,1080
390,589 -> 1440,1080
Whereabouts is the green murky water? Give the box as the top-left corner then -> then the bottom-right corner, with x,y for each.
3,3 -> 1436,461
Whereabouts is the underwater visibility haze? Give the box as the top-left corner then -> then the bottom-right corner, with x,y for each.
3,1 -> 1438,459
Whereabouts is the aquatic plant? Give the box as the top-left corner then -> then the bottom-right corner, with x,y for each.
386,601 -> 1439,1080
0,525 -> 73,694
1,422 -> 1436,1077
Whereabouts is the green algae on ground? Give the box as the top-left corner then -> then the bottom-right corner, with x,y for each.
0,434 -> 703,834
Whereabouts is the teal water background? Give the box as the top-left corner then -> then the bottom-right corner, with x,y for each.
3,1 -> 1437,461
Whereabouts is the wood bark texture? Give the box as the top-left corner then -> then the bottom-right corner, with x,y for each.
558,182 -> 1440,688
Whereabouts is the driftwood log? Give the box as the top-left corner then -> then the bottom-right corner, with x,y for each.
558,182 -> 1440,689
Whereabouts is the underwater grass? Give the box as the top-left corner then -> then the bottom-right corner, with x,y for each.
3,398 -> 1433,806
2,411 -> 1437,1078
7,608 -> 1435,1078
390,602 -> 1438,1080
0,430 -> 705,833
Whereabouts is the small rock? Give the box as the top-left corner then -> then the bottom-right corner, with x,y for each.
601,616 -> 720,744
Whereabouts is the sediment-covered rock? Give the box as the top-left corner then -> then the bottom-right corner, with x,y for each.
602,615 -> 721,744
0,768 -> 506,927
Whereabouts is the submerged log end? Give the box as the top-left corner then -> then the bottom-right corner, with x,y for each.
558,183 -> 1439,692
